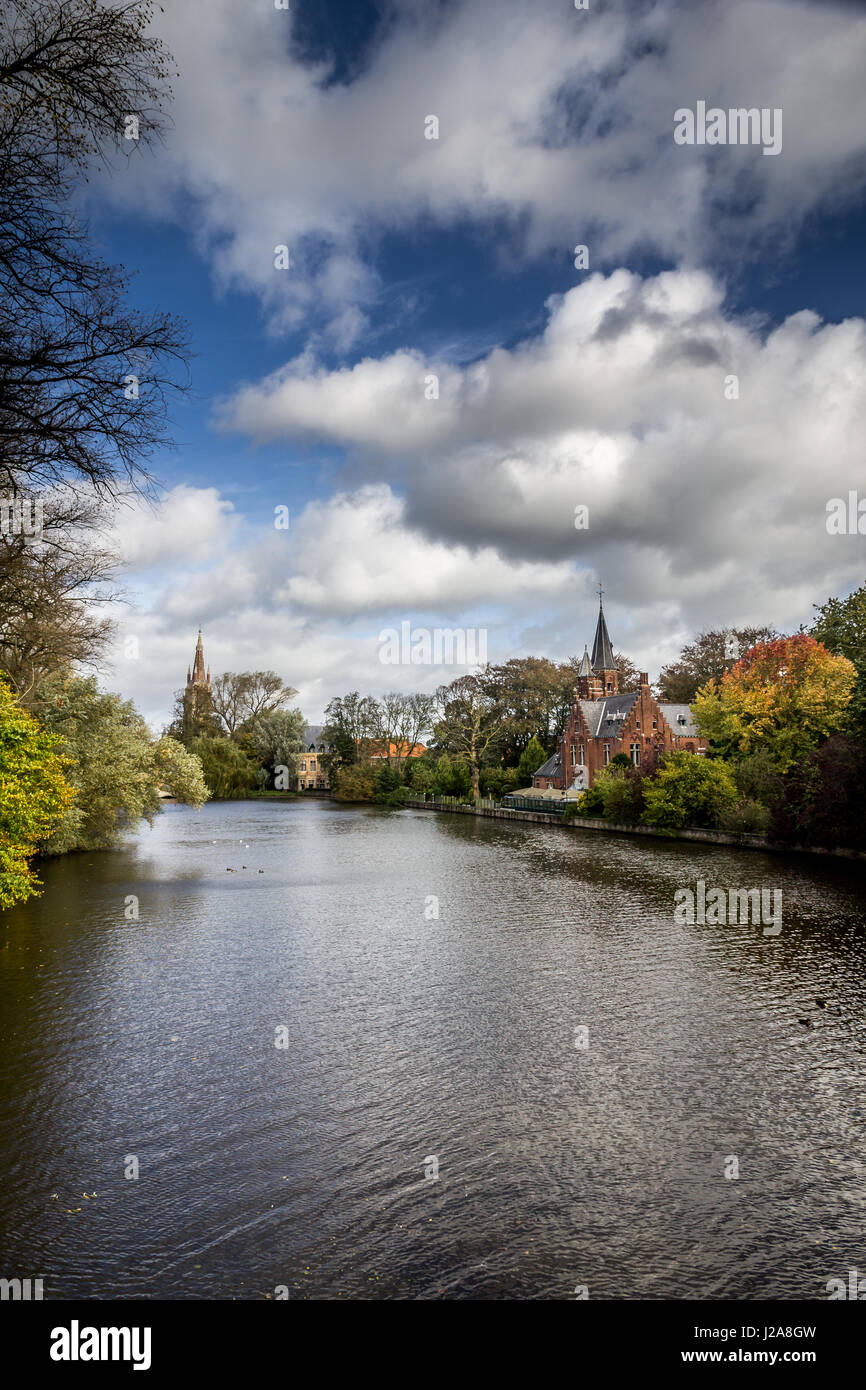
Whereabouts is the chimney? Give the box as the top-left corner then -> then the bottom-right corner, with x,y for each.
640,672 -> 649,686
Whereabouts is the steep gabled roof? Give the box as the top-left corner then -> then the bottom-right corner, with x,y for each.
533,751 -> 561,779
590,600 -> 616,672
578,692 -> 638,737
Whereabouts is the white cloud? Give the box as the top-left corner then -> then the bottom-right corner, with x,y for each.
216,266 -> 866,631
110,484 -> 237,571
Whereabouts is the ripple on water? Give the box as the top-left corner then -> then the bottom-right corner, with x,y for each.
0,799 -> 864,1298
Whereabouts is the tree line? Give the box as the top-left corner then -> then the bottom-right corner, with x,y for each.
168,669 -> 306,799
323,590 -> 866,854
0,1 -> 206,908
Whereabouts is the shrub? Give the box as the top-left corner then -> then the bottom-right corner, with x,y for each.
719,799 -> 772,836
373,763 -> 408,805
640,752 -> 738,831
333,761 -> 377,802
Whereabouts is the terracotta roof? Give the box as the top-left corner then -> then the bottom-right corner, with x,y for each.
367,740 -> 427,758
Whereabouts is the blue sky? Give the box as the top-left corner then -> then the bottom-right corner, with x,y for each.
85,0 -> 866,727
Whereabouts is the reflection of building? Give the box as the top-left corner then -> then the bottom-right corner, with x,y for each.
531,595 -> 707,792
297,725 -> 330,791
182,629 -> 212,740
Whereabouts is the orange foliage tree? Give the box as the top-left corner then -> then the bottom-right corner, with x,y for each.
693,635 -> 855,772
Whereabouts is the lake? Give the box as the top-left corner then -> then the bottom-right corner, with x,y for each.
1,798 -> 865,1300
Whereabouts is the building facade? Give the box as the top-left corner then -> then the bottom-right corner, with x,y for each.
297,725 -> 330,791
532,598 -> 707,792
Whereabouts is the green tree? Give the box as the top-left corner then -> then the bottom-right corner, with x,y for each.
0,680 -> 74,906
434,674 -> 502,800
190,736 -> 258,800
405,753 -> 439,794
33,673 -> 208,852
246,708 -> 306,788
432,751 -> 473,798
373,762 -> 407,805
810,583 -> 866,737
640,752 -> 738,831
517,735 -> 547,784
481,657 -> 575,763
479,765 -> 521,799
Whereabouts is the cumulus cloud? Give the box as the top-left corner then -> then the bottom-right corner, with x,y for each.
104,0 -> 866,338
110,485 -> 238,571
98,481 -> 582,727
216,266 -> 866,630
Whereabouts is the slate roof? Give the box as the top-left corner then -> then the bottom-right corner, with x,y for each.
576,646 -> 593,677
578,692 -> 638,737
590,601 -> 616,671
532,751 -> 562,779
659,704 -> 699,737
302,724 -> 329,750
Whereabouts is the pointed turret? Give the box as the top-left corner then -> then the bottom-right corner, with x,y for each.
576,644 -> 594,699
588,589 -> 618,695
590,599 -> 615,673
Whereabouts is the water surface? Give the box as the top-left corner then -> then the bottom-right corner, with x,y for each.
1,799 -> 864,1299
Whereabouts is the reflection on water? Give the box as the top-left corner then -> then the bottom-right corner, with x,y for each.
1,799 -> 864,1299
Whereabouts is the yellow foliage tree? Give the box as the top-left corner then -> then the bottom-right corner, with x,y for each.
693,635 -> 855,772
0,681 -> 75,909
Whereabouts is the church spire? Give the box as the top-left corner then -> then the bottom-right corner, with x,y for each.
590,589 -> 615,672
191,629 -> 207,685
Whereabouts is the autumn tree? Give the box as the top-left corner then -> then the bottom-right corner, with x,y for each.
692,635 -> 856,773
613,652 -> 642,693
658,626 -> 775,703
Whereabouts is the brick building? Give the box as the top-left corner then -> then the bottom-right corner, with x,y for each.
531,597 -> 707,792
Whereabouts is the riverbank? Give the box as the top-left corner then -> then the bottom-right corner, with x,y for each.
404,797 -> 866,861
